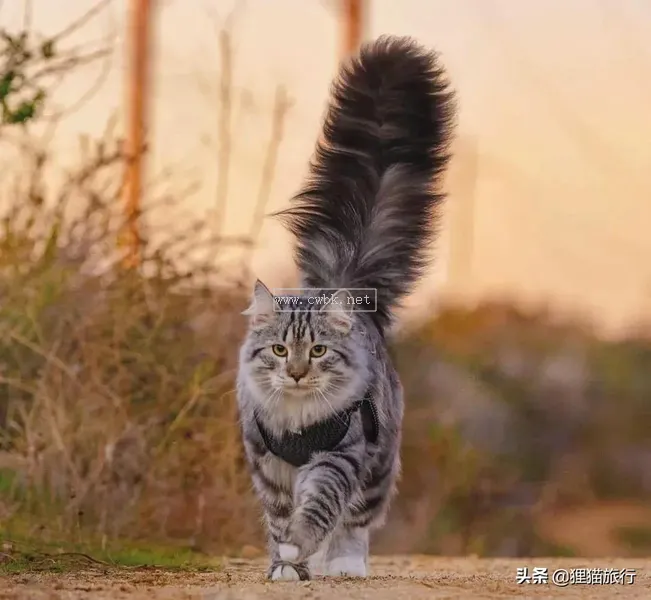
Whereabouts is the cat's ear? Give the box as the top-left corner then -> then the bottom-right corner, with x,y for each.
242,279 -> 276,329
320,288 -> 353,334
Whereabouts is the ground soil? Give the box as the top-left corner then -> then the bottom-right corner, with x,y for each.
1,556 -> 649,599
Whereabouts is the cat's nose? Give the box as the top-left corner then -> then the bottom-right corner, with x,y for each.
287,368 -> 308,382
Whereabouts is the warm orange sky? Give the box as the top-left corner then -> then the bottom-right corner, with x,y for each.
1,0 -> 650,334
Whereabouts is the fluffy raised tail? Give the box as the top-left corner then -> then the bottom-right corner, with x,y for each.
277,35 -> 456,331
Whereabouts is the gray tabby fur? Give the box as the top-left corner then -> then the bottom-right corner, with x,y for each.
236,35 -> 455,580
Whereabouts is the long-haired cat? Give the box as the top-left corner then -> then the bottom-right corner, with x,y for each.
237,35 -> 455,581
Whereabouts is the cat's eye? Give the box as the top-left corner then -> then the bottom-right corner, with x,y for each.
310,344 -> 327,358
272,344 -> 288,357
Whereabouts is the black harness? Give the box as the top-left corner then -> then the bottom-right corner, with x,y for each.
255,392 -> 379,468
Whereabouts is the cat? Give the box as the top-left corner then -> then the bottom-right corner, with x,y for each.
236,35 -> 455,581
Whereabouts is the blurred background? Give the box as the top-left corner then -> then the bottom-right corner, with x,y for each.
0,0 -> 650,565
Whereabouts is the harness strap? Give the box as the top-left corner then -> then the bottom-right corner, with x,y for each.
255,392 -> 379,467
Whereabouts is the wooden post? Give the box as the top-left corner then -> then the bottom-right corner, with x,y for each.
341,0 -> 365,58
122,0 -> 153,269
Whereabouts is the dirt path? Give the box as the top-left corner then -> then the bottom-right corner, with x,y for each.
2,556 -> 649,599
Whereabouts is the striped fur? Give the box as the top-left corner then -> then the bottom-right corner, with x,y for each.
237,36 -> 455,580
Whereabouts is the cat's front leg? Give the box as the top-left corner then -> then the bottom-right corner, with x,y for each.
279,449 -> 363,566
241,423 -> 309,580
264,504 -> 311,581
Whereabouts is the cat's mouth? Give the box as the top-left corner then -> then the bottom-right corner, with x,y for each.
281,382 -> 314,397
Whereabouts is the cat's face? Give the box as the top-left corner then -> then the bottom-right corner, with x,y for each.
239,281 -> 369,416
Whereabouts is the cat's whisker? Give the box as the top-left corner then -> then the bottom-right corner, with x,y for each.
315,389 -> 350,427
269,388 -> 283,409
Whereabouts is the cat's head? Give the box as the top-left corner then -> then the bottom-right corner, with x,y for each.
238,280 -> 370,417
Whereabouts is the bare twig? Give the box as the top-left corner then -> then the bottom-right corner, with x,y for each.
203,0 -> 248,32
204,2 -> 247,234
0,0 -> 116,128
43,46 -> 114,121
22,0 -> 33,30
245,85 -> 293,262
29,48 -> 111,81
50,0 -> 113,44
213,28 -> 233,234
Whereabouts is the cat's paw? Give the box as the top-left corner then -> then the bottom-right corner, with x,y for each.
307,545 -> 328,576
268,561 -> 311,581
325,555 -> 367,578
270,564 -> 301,581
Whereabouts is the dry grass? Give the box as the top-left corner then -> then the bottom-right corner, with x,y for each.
0,12 -> 288,556
0,127 -> 261,553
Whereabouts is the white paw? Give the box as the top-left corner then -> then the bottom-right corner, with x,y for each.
326,556 -> 367,577
278,543 -> 300,561
308,547 -> 328,576
271,564 -> 301,581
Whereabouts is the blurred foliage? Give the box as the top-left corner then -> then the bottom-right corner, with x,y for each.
0,30 -> 49,125
0,1 -> 111,128
383,303 -> 651,556
0,117 -> 256,553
